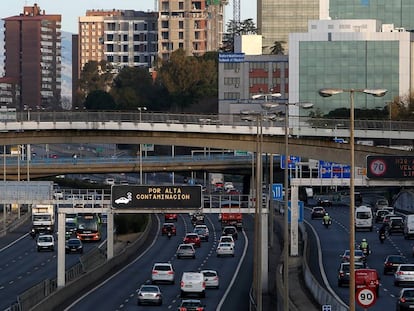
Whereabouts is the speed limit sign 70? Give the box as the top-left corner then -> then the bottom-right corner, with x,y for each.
356,288 -> 376,308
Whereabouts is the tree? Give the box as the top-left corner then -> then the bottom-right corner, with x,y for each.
84,90 -> 116,110
110,67 -> 155,110
77,60 -> 114,104
221,19 -> 258,52
156,49 -> 218,112
270,41 -> 286,55
392,92 -> 414,120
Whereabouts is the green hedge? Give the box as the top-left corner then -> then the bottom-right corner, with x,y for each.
114,214 -> 149,234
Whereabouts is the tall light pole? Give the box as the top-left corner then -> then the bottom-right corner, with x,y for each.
250,92 -> 281,311
319,88 -> 387,311
137,107 -> 147,184
279,101 -> 313,311
241,104 -> 279,311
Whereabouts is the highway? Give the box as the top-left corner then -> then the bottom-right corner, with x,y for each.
0,220 -> 107,310
305,198 -> 413,311
63,214 -> 254,311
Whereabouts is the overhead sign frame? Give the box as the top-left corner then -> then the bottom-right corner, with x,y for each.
367,155 -> 414,179
111,185 -> 202,209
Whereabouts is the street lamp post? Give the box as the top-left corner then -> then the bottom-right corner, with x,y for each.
319,88 -> 387,311
280,101 -> 313,311
137,107 -> 147,184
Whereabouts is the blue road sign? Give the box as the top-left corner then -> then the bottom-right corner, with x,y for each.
280,155 -> 301,169
272,183 -> 283,200
319,161 -> 351,179
288,201 -> 304,223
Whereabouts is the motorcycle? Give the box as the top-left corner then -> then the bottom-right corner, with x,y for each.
322,218 -> 332,228
359,244 -> 371,256
167,231 -> 172,239
29,229 -> 36,239
379,232 -> 386,244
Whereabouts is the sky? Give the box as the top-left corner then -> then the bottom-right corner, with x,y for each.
1,1 -> 257,34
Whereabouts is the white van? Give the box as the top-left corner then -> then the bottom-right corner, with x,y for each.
180,272 -> 205,298
404,215 -> 414,239
355,205 -> 373,231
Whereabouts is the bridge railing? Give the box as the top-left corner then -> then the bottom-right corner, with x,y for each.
8,111 -> 414,133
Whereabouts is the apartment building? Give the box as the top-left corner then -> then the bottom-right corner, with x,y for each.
2,3 -> 61,110
158,0 -> 227,60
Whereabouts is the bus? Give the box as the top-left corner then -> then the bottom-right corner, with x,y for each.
76,213 -> 101,241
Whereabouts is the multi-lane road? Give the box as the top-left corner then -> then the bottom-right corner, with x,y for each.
305,200 -> 414,311
63,214 -> 254,310
0,212 -> 254,311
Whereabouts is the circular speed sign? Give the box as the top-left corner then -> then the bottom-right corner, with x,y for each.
369,158 -> 387,177
356,288 -> 376,308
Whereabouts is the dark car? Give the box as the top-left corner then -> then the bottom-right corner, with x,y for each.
337,262 -> 365,287
311,206 -> 326,219
396,288 -> 414,311
317,197 -> 332,207
375,209 -> 392,223
177,299 -> 205,311
222,226 -> 238,240
65,238 -> 83,254
161,223 -> 177,236
389,216 -> 405,235
384,255 -> 407,275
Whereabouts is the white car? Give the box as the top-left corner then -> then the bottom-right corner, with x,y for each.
201,269 -> 219,289
216,242 -> 235,257
151,262 -> 175,284
37,234 -> 55,252
114,197 -> 130,204
219,235 -> 235,248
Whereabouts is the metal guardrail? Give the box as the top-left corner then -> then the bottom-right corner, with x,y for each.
1,111 -> 414,134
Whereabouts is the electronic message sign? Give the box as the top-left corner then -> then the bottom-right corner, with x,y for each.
366,156 -> 414,179
111,185 -> 202,209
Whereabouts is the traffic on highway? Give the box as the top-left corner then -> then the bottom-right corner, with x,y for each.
306,190 -> 414,311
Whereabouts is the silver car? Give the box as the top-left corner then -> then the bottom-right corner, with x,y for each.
151,262 -> 175,284
216,242 -> 235,257
136,284 -> 162,306
394,264 -> 414,286
176,243 -> 196,259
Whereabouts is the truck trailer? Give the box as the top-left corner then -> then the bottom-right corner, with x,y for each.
31,204 -> 55,233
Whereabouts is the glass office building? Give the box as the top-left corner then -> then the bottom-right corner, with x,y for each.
257,0 -> 319,54
327,0 -> 414,30
289,19 -> 411,115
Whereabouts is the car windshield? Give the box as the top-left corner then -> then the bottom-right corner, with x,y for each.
39,236 -> 52,242
388,256 -> 405,263
356,212 -> 371,219
182,301 -> 201,307
140,286 -> 158,292
154,265 -> 171,271
68,240 -> 80,245
180,245 -> 192,250
403,290 -> 414,298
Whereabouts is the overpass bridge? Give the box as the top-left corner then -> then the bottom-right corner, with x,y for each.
0,111 -> 412,172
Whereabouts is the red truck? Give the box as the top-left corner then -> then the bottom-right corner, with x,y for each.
220,200 -> 243,230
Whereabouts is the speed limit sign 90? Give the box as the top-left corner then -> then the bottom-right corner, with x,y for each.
356,288 -> 376,308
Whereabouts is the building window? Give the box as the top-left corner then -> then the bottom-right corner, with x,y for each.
179,32 -> 184,39
179,21 -> 184,29
162,21 -> 169,29
224,92 -> 240,100
179,2 -> 184,10
162,32 -> 169,40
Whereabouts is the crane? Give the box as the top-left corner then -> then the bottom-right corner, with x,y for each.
233,0 -> 240,27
